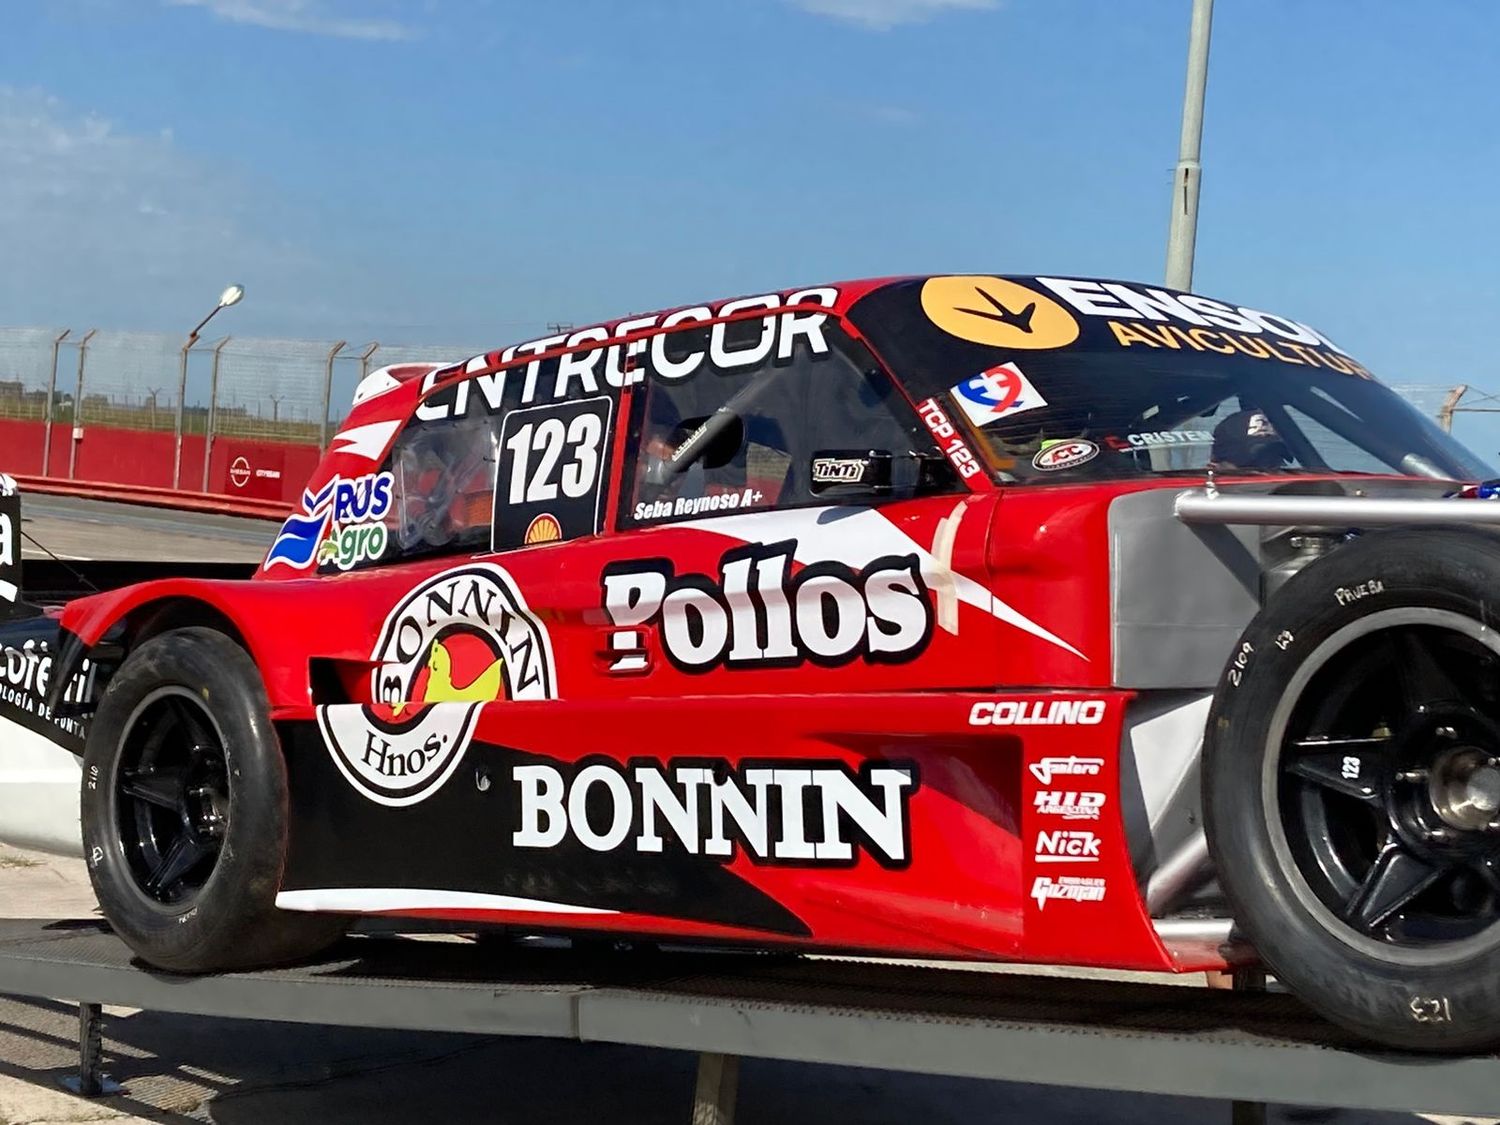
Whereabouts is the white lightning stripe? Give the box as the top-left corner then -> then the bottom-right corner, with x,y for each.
683,505 -> 1086,660
929,500 -> 964,636
275,888 -> 618,916
328,419 -> 402,461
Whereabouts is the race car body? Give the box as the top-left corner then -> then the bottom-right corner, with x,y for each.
25,276 -> 1500,1051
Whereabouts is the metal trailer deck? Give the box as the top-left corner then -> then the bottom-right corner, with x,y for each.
0,918 -> 1496,1123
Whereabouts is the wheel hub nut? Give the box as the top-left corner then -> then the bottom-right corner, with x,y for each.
1430,748 -> 1500,832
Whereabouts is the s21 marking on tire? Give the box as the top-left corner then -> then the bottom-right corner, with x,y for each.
1410,996 -> 1453,1023
1334,578 -> 1384,606
1226,641 -> 1254,687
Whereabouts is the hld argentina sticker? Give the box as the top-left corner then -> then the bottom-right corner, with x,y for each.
318,562 -> 557,806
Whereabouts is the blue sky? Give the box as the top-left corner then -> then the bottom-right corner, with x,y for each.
3,1 -> 1499,441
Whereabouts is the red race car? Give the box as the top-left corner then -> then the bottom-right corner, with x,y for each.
28,275 -> 1500,1051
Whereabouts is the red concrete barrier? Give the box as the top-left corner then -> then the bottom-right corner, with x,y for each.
13,475 -> 289,520
0,418 -> 321,516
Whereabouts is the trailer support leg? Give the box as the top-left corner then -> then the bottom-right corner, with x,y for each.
58,1002 -> 125,1098
691,1051 -> 739,1125
1229,969 -> 1268,1125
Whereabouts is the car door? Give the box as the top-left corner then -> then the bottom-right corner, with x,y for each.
573,308 -> 1002,699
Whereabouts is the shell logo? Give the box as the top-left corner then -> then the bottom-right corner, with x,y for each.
524,513 -> 562,545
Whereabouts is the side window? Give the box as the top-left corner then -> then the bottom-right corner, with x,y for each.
622,315 -> 954,527
390,412 -> 497,558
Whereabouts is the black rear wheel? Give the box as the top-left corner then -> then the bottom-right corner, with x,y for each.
1206,529 -> 1500,1050
82,627 -> 345,972
114,686 -> 232,905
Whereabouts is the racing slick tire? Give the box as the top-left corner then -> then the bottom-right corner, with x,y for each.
1204,527 -> 1500,1051
81,627 -> 345,972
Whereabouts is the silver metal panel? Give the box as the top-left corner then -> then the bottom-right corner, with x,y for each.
1109,489 -> 1261,689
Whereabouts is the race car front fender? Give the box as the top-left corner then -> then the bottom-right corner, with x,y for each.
49,577 -> 339,716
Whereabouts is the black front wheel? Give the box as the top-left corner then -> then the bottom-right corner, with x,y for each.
82,627 -> 345,972
1206,528 -> 1500,1051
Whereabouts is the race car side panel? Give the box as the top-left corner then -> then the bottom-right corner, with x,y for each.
0,613 -> 99,856
276,691 -> 1177,969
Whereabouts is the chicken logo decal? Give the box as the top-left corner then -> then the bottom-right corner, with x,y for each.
389,631 -> 507,717
317,563 -> 557,806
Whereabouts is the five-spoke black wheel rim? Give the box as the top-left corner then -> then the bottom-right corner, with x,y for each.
1270,609 -> 1500,956
113,687 -> 230,906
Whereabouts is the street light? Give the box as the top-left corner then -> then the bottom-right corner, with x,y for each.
1164,0 -> 1214,291
173,284 -> 245,489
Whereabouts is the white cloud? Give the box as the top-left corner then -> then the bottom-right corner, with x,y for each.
163,0 -> 413,41
789,0 -> 999,30
0,86 -> 311,329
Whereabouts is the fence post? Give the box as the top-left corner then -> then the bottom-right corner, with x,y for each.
42,329 -> 70,478
67,330 -> 97,481
358,341 -> 380,384
319,341 -> 347,452
171,337 -> 192,490
202,336 -> 232,493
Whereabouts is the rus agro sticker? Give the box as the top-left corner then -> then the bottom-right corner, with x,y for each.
1033,439 -> 1098,472
950,362 -> 1048,427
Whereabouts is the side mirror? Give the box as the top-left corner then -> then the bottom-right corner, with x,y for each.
810,449 -> 893,496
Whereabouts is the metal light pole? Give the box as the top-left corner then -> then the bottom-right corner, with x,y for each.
1164,0 -> 1214,291
172,285 -> 245,490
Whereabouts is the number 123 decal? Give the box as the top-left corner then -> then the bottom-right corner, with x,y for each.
493,397 -> 613,551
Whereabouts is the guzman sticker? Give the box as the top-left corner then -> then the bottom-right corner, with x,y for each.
921,276 -> 1080,351
951,362 -> 1048,427
1033,440 -> 1098,472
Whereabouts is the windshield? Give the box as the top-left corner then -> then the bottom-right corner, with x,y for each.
850,276 -> 1493,485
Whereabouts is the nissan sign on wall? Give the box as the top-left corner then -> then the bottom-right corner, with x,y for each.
219,444 -> 285,500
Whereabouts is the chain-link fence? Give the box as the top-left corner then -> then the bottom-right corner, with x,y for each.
0,324 -> 1484,501
0,327 -> 473,499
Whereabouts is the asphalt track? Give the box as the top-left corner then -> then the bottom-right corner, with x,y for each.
18,494 -> 274,565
